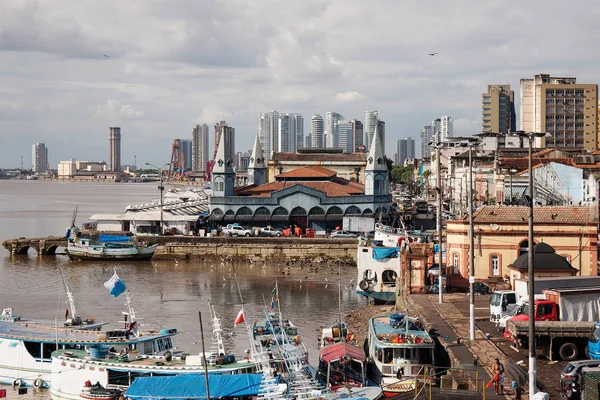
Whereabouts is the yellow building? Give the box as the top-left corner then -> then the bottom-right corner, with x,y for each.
445,205 -> 598,287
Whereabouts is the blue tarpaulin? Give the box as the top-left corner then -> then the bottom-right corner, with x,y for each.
98,234 -> 131,243
125,373 -> 271,400
372,247 -> 401,260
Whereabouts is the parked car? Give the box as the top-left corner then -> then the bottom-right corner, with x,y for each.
561,359 -> 600,387
259,227 -> 283,237
222,225 -> 254,237
467,282 -> 491,295
331,230 -> 357,238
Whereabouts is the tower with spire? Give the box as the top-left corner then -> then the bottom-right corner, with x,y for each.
364,124 -> 389,196
211,133 -> 235,197
247,134 -> 266,186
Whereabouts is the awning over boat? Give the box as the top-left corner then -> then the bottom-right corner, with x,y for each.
372,247 -> 401,260
125,373 -> 270,400
320,342 -> 366,363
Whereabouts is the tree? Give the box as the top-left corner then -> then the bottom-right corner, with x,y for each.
390,165 -> 416,185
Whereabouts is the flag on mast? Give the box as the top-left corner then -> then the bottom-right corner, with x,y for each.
271,285 -> 279,301
270,296 -> 275,311
104,272 -> 126,297
234,308 -> 245,326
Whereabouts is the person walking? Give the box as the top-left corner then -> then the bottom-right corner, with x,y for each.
493,358 -> 505,395
511,380 -> 525,400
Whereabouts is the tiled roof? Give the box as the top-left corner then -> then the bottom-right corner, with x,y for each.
275,165 -> 337,179
271,152 -> 367,162
237,180 -> 364,197
471,205 -> 597,224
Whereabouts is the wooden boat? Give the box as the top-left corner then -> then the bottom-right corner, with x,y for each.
66,229 -> 157,261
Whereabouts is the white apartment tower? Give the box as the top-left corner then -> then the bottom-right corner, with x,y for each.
108,127 -> 121,171
32,143 -> 48,174
258,111 -> 279,161
311,114 -> 324,148
192,124 -> 209,172
364,110 -> 379,151
440,116 -> 453,141
335,121 -> 353,153
277,113 -> 304,153
325,111 -> 344,148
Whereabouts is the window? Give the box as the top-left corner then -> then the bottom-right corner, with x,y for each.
453,253 -> 459,274
491,255 -> 500,276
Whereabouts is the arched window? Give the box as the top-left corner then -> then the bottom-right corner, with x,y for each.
327,206 -> 343,215
518,240 -> 529,257
308,206 -> 325,215
290,207 -> 307,216
345,206 -> 361,215
236,207 -> 252,216
452,253 -> 459,275
272,207 -> 289,216
254,207 -> 270,216
212,208 -> 224,215
381,270 -> 397,287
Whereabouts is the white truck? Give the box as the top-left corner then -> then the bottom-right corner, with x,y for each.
490,276 -> 600,323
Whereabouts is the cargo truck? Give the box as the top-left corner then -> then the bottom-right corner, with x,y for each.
504,286 -> 600,361
490,276 -> 600,323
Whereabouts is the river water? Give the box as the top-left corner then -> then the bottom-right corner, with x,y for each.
0,180 -> 363,399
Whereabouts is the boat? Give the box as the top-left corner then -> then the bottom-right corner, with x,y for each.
66,228 -> 157,261
321,323 -> 357,347
365,313 -> 435,398
0,272 -> 108,389
355,246 -> 400,305
50,292 -> 259,400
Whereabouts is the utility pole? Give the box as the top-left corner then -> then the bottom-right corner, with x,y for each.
436,144 -> 443,303
468,145 -> 475,341
527,133 -> 536,397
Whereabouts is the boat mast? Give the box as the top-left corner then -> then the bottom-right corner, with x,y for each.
231,262 -> 255,358
59,267 -> 77,320
337,261 -> 344,343
208,301 -> 226,356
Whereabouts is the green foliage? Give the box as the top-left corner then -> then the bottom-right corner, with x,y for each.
391,165 -> 415,184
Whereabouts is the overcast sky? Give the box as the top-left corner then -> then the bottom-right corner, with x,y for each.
1,0 -> 599,169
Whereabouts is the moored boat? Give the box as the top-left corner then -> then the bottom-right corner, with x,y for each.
365,313 -> 435,398
80,381 -> 123,400
355,246 -> 400,305
66,230 -> 157,261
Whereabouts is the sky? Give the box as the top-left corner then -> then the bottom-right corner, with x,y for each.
1,0 -> 600,169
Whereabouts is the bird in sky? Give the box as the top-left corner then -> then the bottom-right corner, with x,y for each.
102,53 -> 109,58
428,52 -> 438,56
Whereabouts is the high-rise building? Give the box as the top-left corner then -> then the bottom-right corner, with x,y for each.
364,110 -> 379,151
259,111 -> 279,160
377,119 -> 386,155
420,125 -> 433,158
236,151 -> 251,170
482,85 -> 516,134
31,143 -> 48,174
430,118 -> 441,143
350,119 -> 364,152
520,73 -> 598,149
440,116 -> 453,141
180,139 -> 192,171
277,113 -> 303,153
325,111 -> 344,149
108,127 -> 121,171
304,135 -> 312,148
214,121 -> 235,164
335,121 -> 353,153
396,137 -> 415,166
192,124 -> 209,172
311,114 -> 324,148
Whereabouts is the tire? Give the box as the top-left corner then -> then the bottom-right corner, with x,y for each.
33,378 -> 44,388
226,232 -> 232,237
276,233 -> 282,237
12,378 -> 23,388
245,233 -> 250,237
359,280 -> 370,291
559,342 -> 579,361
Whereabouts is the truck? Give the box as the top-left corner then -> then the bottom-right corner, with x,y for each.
342,216 -> 375,235
504,286 -> 600,361
490,276 -> 600,323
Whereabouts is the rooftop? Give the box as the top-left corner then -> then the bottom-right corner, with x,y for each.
468,205 -> 597,225
270,152 -> 367,162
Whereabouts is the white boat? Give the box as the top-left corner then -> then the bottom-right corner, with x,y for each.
66,229 -> 157,261
366,314 -> 435,398
355,246 -> 400,305
50,294 -> 259,400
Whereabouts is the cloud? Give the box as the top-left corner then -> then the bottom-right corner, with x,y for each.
96,100 -> 143,119
334,91 -> 363,103
1,0 -> 600,167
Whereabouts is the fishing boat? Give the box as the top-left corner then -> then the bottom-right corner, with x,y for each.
50,289 -> 259,400
66,229 -> 157,261
365,313 -> 435,398
80,381 -> 123,400
355,246 -> 400,305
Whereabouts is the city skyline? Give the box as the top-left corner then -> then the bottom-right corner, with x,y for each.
1,1 -> 600,168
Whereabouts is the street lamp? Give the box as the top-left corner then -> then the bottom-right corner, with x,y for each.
145,162 -> 171,235
515,131 -> 551,396
508,168 -> 518,205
